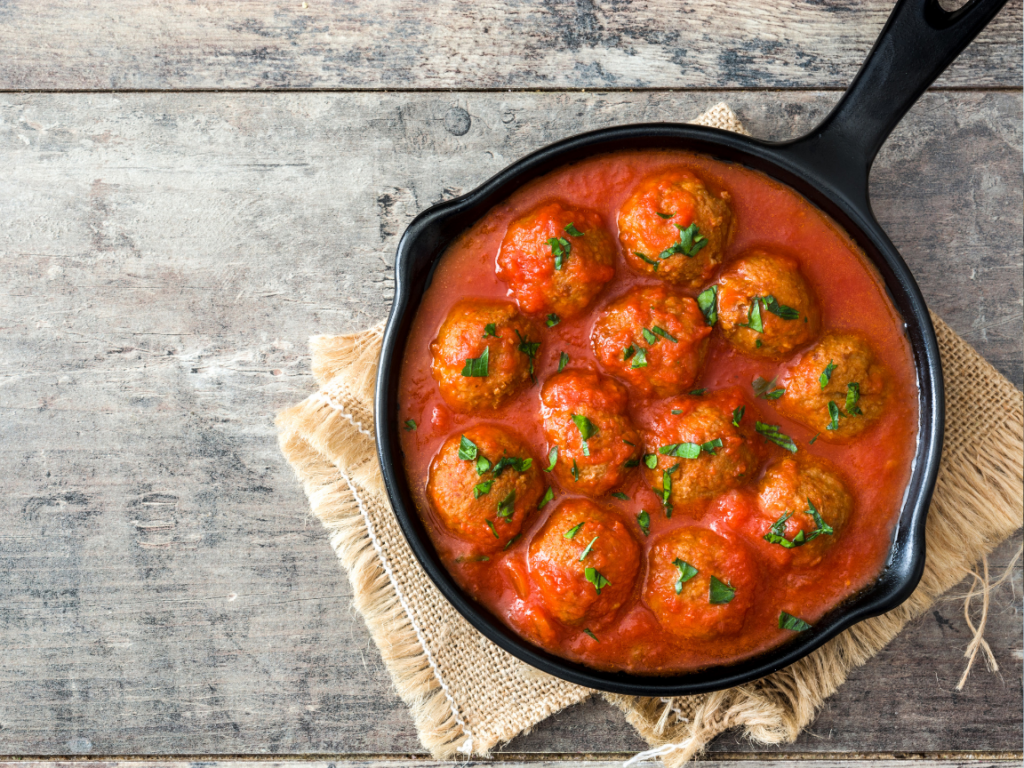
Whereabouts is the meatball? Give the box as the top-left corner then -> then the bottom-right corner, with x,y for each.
427,425 -> 543,552
529,499 -> 641,626
430,299 -> 540,412
776,331 -> 890,441
755,455 -> 852,567
497,201 -> 616,319
540,369 -> 641,496
645,527 -> 757,640
640,388 -> 762,515
591,285 -> 711,398
618,169 -> 733,287
716,249 -> 821,359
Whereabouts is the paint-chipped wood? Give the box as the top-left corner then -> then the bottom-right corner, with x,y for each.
0,92 -> 1020,756
0,0 -> 1020,91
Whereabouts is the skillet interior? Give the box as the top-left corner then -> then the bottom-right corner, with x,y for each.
375,123 -> 944,695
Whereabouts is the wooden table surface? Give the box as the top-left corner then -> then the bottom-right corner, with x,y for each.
0,2 -> 1021,766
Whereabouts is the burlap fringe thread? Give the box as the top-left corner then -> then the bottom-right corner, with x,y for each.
278,312 -> 1022,766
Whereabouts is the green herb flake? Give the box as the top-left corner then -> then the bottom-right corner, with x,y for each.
564,522 -> 584,540
461,346 -> 489,377
762,295 -> 800,320
455,554 -> 491,563
709,576 -> 736,604
697,284 -> 719,326
701,437 -> 723,455
631,347 -> 648,369
624,454 -> 640,468
742,298 -> 764,333
572,414 -> 599,442
623,344 -> 637,360
515,329 -> 540,380
643,453 -> 658,470
611,492 -> 629,501
826,400 -> 842,431
819,360 -> 838,389
583,628 -> 599,642
653,326 -> 678,343
656,212 -> 673,219
482,323 -> 499,338
672,558 -> 699,594
503,533 -> 521,551
753,376 -> 785,400
779,611 -> 812,632
641,327 -> 658,345
584,567 -> 610,594
496,490 -> 516,520
732,406 -> 745,427
571,459 -> 580,481
485,519 -> 499,539
564,222 -> 584,238
637,510 -> 651,536
578,536 -> 598,561
458,435 -> 479,461
547,236 -> 571,270
404,419 -> 417,431
689,388 -> 706,396
672,408 -> 683,415
544,446 -> 558,472
538,487 -> 554,509
845,382 -> 863,415
660,222 -> 708,259
491,456 -> 532,476
763,499 -> 833,549
475,455 -> 492,475
634,250 -> 659,271
660,442 -> 702,460
558,351 -> 570,372
755,421 -> 798,453
546,313 -> 560,328
473,480 -> 493,498
809,433 -> 820,445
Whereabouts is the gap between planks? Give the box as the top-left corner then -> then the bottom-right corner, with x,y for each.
0,754 -> 1021,762
0,86 -> 1021,95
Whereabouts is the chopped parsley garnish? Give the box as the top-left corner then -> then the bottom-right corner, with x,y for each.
482,323 -> 499,338
485,520 -> 499,538
572,414 -> 599,442
827,401 -> 842,431
643,453 -> 658,469
672,558 -> 699,594
652,326 -> 678,343
623,344 -> 637,361
845,382 -> 863,415
547,236 -> 571,270
538,487 -> 554,509
660,439 -> 721,459
571,459 -> 580,481
458,435 -> 479,461
564,222 -> 584,238
496,490 -> 516,520
461,346 -> 489,377
476,455 -> 492,475
779,611 -> 812,632
473,480 -> 493,498
583,628 -> 599,642
558,351 -> 570,372
634,251 -> 659,270
761,295 -> 800,320
763,498 -> 834,548
641,327 -> 658,345
637,510 -> 651,536
689,388 -> 706,396
624,456 -> 640,468
819,360 -> 837,389
404,419 -> 417,431
741,298 -> 764,333
584,567 -> 610,594
456,554 -> 491,563
697,285 -> 719,326
702,437 -> 723,454
732,406 -> 745,427
656,212 -> 673,219
708,576 -> 736,604
546,313 -> 560,328
659,222 -> 708,260
661,463 -> 680,517
504,533 -> 521,551
631,347 -> 648,369
753,375 -> 785,400
755,421 -> 798,453
672,408 -> 683,414
544,446 -> 558,472
515,329 -> 540,379
564,522 -> 584,539
579,536 -> 598,561
809,433 -> 820,445
611,492 -> 629,501
491,456 -> 532,476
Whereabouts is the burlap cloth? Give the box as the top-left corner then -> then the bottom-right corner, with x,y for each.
277,104 -> 1023,765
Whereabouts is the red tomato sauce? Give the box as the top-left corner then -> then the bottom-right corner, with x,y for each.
396,149 -> 918,675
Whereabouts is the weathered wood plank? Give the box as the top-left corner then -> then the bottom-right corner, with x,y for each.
0,0 -> 1020,91
0,92 -> 1019,756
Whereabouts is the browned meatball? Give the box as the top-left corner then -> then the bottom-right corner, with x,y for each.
754,455 -> 852,567
591,285 -> 711,398
497,201 -> 616,319
776,331 -> 890,442
715,249 -> 821,359
618,169 -> 733,287
427,425 -> 543,552
528,499 -> 640,627
640,388 -> 763,516
540,369 -> 641,496
644,527 -> 757,640
430,299 -> 540,412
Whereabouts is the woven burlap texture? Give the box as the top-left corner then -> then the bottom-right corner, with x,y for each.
276,103 -> 1024,765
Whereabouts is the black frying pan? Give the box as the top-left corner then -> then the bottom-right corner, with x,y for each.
374,0 -> 1009,695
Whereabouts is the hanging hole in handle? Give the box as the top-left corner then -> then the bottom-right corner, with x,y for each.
937,0 -> 970,10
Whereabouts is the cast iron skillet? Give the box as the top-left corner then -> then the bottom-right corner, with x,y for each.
374,0 -> 1009,695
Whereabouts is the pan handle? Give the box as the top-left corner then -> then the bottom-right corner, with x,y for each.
778,0 -> 1010,205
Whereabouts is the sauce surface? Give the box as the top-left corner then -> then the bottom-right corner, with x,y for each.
397,149 -> 918,675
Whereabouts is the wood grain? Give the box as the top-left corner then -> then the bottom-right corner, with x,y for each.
0,0 -> 1020,91
0,91 -> 1020,756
